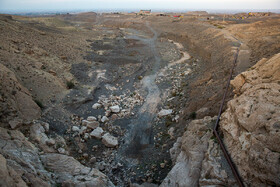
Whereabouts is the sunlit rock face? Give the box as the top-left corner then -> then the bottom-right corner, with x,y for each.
220,53 -> 280,186
160,116 -> 237,187
162,54 -> 280,187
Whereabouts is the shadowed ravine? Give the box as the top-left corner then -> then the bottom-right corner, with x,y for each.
117,22 -> 191,164
119,23 -> 162,160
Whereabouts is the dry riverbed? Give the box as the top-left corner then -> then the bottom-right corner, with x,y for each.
37,18 -> 193,185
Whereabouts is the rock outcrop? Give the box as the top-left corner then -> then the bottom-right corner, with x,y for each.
162,53 -> 280,187
0,154 -> 28,187
220,53 -> 280,186
40,153 -> 115,186
0,64 -> 41,127
160,116 -> 234,187
0,127 -> 51,186
102,133 -> 119,148
0,126 -> 114,186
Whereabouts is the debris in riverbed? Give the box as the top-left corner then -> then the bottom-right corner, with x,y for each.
92,103 -> 102,109
90,127 -> 104,139
102,133 -> 118,147
158,109 -> 173,117
110,105 -> 120,113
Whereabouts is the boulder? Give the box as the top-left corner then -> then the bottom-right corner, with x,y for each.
102,133 -> 118,148
110,105 -> 120,113
92,103 -> 102,109
57,148 -> 66,154
101,116 -> 109,123
79,126 -> 87,134
158,109 -> 173,117
82,120 -> 99,130
90,156 -> 97,164
90,127 -> 104,139
87,116 -> 97,121
29,121 -> 55,153
72,126 -> 80,132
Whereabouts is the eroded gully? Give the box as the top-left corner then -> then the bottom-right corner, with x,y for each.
118,22 -> 162,162
116,22 -> 191,166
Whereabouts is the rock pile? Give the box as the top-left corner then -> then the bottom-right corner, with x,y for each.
95,91 -> 144,118
71,114 -> 119,148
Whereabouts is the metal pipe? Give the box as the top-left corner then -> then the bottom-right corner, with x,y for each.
213,47 -> 245,187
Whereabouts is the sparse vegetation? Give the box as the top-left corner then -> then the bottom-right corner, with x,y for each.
217,25 -> 225,29
66,80 -> 75,89
189,112 -> 197,119
34,100 -> 44,109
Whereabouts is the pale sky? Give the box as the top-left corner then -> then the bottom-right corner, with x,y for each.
0,0 -> 280,12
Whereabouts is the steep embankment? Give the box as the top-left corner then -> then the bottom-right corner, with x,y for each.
149,18 -> 244,120
0,14 -> 115,187
220,53 -> 280,186
0,14 -> 96,117
161,53 -> 280,186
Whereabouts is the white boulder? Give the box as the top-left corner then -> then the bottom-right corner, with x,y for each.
102,133 -> 118,148
92,103 -> 102,109
101,116 -> 109,123
110,105 -> 120,113
90,127 -> 104,139
87,116 -> 97,121
158,109 -> 173,117
72,126 -> 80,132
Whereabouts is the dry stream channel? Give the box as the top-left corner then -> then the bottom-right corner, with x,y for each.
44,20 -> 191,186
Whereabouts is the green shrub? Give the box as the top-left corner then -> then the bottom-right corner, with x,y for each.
35,100 -> 44,109
189,112 -> 196,119
66,81 -> 75,89
217,25 -> 225,29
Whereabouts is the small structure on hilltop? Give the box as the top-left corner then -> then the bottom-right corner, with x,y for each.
139,10 -> 151,15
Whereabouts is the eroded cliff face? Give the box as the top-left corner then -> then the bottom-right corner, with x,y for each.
0,63 -> 41,129
220,53 -> 280,186
162,53 -> 280,187
161,116 -> 237,187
